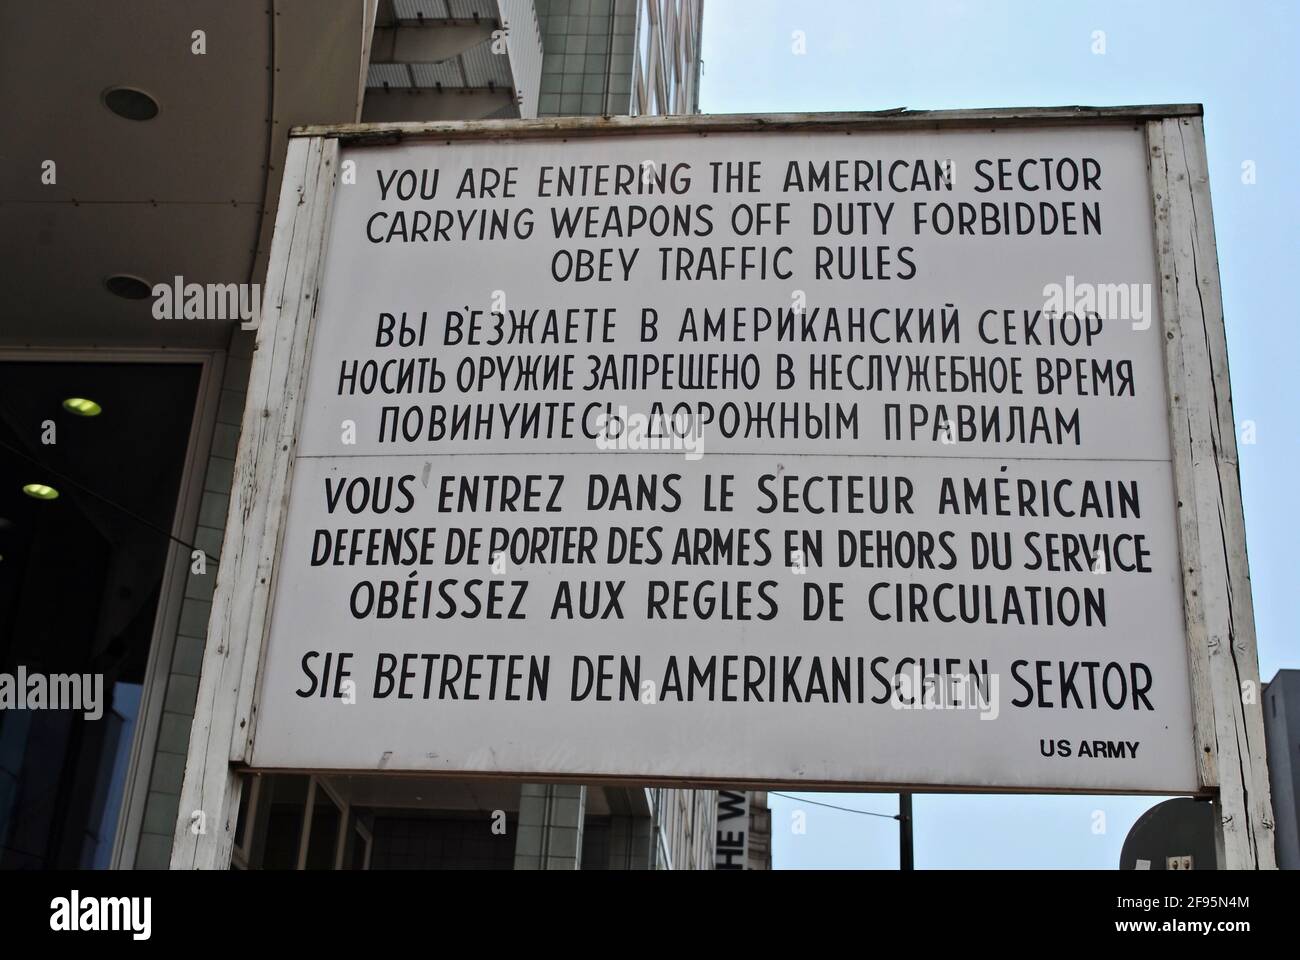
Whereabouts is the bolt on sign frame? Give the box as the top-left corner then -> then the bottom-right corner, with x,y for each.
171,106 -> 1275,869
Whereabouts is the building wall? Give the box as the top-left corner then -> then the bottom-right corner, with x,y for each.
747,790 -> 772,870
630,0 -> 703,116
1263,670 -> 1300,869
652,787 -> 715,869
514,783 -> 586,869
536,0 -> 638,117
133,329 -> 253,868
535,0 -> 702,117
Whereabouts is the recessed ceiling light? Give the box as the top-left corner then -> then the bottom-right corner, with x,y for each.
105,274 -> 152,300
23,483 -> 59,500
103,87 -> 159,121
63,397 -> 103,417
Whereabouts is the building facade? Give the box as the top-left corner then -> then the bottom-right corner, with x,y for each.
1263,670 -> 1300,869
0,0 -> 711,871
533,0 -> 703,117
359,0 -> 703,121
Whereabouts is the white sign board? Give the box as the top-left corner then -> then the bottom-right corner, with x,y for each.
248,122 -> 1198,792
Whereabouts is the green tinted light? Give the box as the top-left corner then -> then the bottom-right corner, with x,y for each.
63,397 -> 102,417
23,483 -> 59,500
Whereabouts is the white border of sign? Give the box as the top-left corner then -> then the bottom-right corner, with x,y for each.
171,107 -> 1275,869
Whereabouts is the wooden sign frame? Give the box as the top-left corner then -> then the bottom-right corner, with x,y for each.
171,106 -> 1275,869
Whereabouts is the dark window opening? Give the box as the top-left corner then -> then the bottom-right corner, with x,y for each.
0,361 -> 200,869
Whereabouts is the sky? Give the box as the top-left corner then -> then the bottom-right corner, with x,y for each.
698,0 -> 1300,869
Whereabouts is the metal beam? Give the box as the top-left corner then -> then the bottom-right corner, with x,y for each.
370,23 -> 498,64
361,87 -> 516,123
293,103 -> 1206,143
